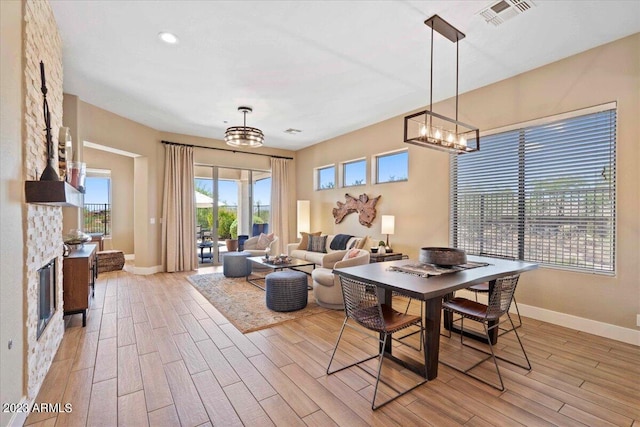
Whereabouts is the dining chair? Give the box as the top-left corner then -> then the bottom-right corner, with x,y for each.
466,253 -> 522,333
392,291 -> 424,351
441,273 -> 531,391
327,276 -> 428,410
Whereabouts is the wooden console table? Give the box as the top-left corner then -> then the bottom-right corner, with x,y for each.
63,243 -> 97,326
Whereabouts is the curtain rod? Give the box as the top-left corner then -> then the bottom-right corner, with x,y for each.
161,140 -> 293,160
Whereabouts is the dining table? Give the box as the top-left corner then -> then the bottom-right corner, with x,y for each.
333,255 -> 537,381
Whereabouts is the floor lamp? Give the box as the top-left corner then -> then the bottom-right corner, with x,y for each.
297,200 -> 310,239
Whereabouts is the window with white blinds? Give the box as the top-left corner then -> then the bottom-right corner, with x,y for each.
451,106 -> 616,274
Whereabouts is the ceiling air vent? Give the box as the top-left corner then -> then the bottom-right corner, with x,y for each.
478,0 -> 535,26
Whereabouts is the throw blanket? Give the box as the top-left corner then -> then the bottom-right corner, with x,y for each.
330,234 -> 353,250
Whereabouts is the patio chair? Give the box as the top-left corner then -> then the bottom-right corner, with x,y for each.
327,275 -> 428,410
441,273 -> 531,391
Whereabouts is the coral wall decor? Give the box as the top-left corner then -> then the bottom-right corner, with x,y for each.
332,193 -> 381,227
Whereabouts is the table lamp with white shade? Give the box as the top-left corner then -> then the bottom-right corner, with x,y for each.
381,215 -> 395,252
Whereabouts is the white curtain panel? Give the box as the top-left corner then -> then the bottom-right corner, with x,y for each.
270,158 -> 290,255
162,144 -> 197,272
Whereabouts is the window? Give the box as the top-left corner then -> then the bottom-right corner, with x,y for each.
83,170 -> 111,236
451,105 -> 616,274
375,150 -> 408,183
316,165 -> 335,190
342,159 -> 366,187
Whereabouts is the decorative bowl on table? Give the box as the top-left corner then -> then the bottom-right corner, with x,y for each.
419,247 -> 467,266
63,230 -> 92,247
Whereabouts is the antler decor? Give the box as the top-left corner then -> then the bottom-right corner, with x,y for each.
332,193 -> 381,227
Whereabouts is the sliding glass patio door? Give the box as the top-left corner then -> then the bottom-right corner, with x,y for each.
194,165 -> 271,266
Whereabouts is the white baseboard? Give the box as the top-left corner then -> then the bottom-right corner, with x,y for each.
517,303 -> 640,346
8,396 -> 29,427
454,289 -> 639,345
130,265 -> 163,275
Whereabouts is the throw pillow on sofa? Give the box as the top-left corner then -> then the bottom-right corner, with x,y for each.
255,233 -> 274,250
347,248 -> 360,259
348,236 -> 369,250
298,231 -> 321,250
307,235 -> 328,253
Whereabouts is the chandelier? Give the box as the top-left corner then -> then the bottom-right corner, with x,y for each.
404,15 -> 479,154
225,106 -> 264,148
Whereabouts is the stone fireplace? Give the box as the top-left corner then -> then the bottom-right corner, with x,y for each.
23,0 -> 66,400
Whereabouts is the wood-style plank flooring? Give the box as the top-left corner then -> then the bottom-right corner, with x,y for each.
25,266 -> 640,426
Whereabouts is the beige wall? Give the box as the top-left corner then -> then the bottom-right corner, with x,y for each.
0,0 -> 26,424
62,104 -> 298,268
296,34 -> 640,331
83,147 -> 135,254
72,100 -> 162,267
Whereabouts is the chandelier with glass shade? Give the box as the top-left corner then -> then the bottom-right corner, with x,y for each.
404,15 -> 479,154
225,106 -> 264,148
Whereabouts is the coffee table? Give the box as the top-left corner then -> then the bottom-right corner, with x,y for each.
246,256 -> 315,290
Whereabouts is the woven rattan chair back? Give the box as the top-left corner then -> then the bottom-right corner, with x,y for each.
341,276 -> 386,332
486,273 -> 519,320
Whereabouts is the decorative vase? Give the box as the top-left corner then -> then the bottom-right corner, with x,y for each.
225,239 -> 239,252
379,246 -> 386,254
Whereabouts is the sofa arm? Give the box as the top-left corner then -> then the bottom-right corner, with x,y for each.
334,254 -> 369,269
321,250 -> 347,269
286,243 -> 300,256
243,236 -> 259,250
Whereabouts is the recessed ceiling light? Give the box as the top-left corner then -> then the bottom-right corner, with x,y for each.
158,32 -> 178,44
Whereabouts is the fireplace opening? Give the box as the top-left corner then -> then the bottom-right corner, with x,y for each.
37,258 -> 56,339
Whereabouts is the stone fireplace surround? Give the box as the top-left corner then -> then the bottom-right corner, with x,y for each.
23,0 -> 66,402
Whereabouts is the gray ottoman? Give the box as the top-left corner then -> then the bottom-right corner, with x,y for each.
265,271 -> 308,312
223,251 -> 251,278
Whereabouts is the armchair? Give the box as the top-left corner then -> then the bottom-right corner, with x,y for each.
311,249 -> 370,309
243,235 -> 278,257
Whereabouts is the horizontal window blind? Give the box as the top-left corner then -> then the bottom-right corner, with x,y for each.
451,108 -> 616,274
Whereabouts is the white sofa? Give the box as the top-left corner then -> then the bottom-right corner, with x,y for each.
286,234 -> 369,269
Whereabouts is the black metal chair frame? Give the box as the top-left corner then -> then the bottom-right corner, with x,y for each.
327,276 -> 428,410
466,282 -> 522,335
467,253 -> 523,334
441,274 -> 531,391
391,292 -> 424,351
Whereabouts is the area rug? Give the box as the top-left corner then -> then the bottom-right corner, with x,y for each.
187,272 -> 329,333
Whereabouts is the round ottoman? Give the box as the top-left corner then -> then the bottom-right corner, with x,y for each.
223,251 -> 251,278
265,271 -> 308,312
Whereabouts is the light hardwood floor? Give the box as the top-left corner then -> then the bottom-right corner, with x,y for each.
24,267 -> 640,426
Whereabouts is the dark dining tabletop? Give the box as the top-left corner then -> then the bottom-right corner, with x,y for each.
333,255 -> 538,380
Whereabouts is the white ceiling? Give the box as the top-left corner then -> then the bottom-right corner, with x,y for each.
51,0 -> 640,151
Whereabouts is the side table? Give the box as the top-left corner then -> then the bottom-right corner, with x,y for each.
369,252 -> 403,263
